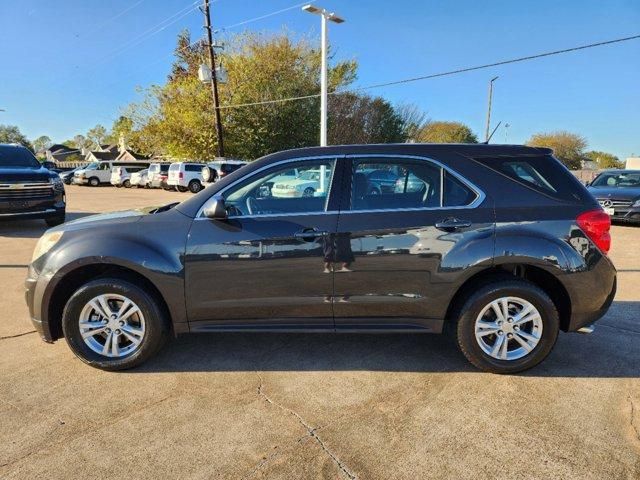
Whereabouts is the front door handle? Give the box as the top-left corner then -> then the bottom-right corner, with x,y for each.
294,228 -> 329,240
435,217 -> 472,232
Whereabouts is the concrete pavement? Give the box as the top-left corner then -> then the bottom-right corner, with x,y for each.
1,185 -> 639,479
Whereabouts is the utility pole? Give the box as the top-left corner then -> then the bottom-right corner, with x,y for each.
484,76 -> 499,142
203,0 -> 224,158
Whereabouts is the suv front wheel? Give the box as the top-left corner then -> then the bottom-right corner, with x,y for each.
454,279 -> 559,374
62,278 -> 169,371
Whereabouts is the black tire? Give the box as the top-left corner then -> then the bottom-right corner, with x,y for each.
453,278 -> 559,374
62,278 -> 169,371
176,186 -> 189,193
88,177 -> 100,187
45,212 -> 65,227
188,180 -> 202,193
303,187 -> 315,197
123,179 -> 131,188
369,187 -> 380,195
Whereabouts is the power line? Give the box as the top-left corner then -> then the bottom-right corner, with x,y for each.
99,0 -> 202,65
93,0 -> 147,30
214,2 -> 310,33
215,33 -> 640,110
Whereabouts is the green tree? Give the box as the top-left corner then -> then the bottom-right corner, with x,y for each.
33,135 -> 52,153
87,124 -> 108,148
328,93 -> 406,144
124,31 -> 357,160
108,116 -> 135,148
0,124 -> 33,150
415,121 -> 478,144
585,150 -> 622,169
526,131 -> 587,169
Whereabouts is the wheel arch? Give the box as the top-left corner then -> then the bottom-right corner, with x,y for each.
445,263 -> 572,332
45,264 -> 174,341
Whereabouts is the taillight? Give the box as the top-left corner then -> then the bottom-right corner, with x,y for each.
179,172 -> 184,179
576,209 -> 611,254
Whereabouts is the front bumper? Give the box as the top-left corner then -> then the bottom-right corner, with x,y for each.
24,269 -> 54,342
73,177 -> 88,185
609,207 -> 640,223
0,193 -> 65,220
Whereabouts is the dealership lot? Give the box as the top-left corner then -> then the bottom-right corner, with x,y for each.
1,186 -> 639,479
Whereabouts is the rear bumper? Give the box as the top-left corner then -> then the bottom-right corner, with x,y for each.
565,264 -> 617,332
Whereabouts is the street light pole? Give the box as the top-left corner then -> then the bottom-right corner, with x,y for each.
484,76 -> 499,142
302,4 -> 344,147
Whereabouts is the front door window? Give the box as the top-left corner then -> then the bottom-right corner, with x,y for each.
223,160 -> 336,217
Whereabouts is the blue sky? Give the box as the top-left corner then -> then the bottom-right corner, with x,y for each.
1,0 -> 638,159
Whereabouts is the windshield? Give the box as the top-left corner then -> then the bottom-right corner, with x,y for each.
591,172 -> 640,188
0,145 -> 40,168
84,162 -> 99,170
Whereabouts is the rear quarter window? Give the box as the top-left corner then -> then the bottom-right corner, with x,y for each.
473,154 -> 588,203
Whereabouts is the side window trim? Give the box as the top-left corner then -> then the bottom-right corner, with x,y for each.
343,153 -> 485,214
195,155 -> 345,219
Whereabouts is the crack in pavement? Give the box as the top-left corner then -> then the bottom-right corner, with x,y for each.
0,330 -> 36,340
248,372 -> 357,479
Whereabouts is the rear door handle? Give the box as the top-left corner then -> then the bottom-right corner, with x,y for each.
294,228 -> 329,240
435,218 -> 472,232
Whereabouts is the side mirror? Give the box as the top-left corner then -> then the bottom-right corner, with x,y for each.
202,196 -> 228,220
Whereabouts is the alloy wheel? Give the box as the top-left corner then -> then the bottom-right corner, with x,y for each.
78,294 -> 146,358
474,296 -> 543,361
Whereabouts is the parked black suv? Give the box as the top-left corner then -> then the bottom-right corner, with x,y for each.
0,144 -> 66,225
25,144 -> 616,373
587,169 -> 640,223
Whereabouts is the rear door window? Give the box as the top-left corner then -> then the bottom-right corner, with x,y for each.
350,158 -> 479,211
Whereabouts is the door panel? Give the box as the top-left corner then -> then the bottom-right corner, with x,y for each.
332,209 -> 493,330
186,214 -> 338,329
332,156 -> 494,331
184,157 -> 344,331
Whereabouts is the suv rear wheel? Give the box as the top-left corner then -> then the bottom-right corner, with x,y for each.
62,278 -> 169,371
454,279 -> 559,374
188,179 -> 202,193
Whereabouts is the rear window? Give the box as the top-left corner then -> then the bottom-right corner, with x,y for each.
169,164 -> 180,171
160,164 -> 170,172
473,154 -> 585,202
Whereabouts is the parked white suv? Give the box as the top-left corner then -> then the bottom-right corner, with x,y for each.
147,163 -> 172,189
129,168 -> 149,188
110,163 -> 150,188
167,162 -> 205,193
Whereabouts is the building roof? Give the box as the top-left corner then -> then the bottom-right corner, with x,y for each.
118,150 -> 150,160
88,151 -> 120,161
47,144 -> 76,154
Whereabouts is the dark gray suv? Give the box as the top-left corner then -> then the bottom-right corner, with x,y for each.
25,144 -> 616,373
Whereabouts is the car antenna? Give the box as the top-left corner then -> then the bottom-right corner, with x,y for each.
483,121 -> 502,144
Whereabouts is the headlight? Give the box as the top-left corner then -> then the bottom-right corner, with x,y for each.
50,176 -> 64,192
32,231 -> 64,262
633,199 -> 640,207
